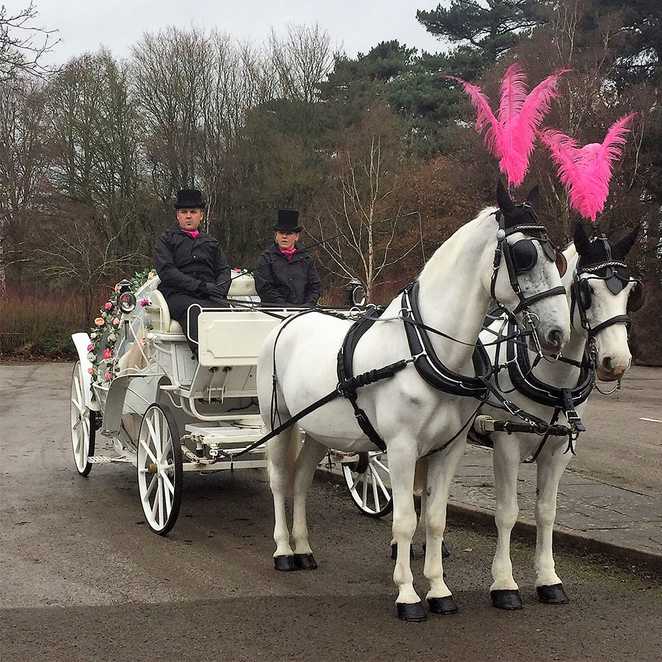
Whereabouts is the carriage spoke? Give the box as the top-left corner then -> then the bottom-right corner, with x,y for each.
350,472 -> 363,491
370,463 -> 391,500
372,457 -> 389,473
139,436 -> 157,465
152,413 -> 162,458
152,480 -> 162,523
161,471 -> 175,496
370,467 -> 381,511
163,475 -> 172,514
145,418 -> 159,453
160,436 -> 172,463
159,478 -> 167,527
361,471 -> 369,509
144,473 -> 157,499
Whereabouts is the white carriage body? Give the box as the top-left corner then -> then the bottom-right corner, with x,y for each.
74,272 -> 302,474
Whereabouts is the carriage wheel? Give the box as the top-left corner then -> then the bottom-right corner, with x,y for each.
137,404 -> 183,535
342,451 -> 393,518
70,361 -> 96,477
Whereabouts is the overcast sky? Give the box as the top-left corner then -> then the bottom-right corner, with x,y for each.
16,0 -> 449,64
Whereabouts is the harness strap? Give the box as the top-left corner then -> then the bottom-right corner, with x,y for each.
505,319 -> 594,411
589,314 -> 631,337
337,316 -> 395,451
512,286 -> 566,315
522,408 -> 561,463
401,282 -> 491,399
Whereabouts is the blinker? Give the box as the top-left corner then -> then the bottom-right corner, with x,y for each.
510,238 -> 566,276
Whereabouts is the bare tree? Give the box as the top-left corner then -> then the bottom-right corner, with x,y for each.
0,1 -> 59,81
0,77 -> 48,295
131,27 -> 214,200
310,132 -> 418,302
45,51 -> 144,263
34,200 -> 141,321
269,24 -> 333,103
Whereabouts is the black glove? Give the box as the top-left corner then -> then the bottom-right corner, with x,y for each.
204,282 -> 226,299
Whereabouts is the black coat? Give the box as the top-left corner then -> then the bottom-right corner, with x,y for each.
154,227 -> 231,300
254,244 -> 321,306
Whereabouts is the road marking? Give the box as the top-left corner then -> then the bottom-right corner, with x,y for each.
640,417 -> 662,424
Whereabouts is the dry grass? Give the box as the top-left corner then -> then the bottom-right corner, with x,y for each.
0,288 -> 104,358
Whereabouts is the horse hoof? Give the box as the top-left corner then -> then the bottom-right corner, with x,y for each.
428,596 -> 458,615
491,589 -> 523,610
293,553 -> 318,570
390,543 -> 415,560
396,602 -> 427,622
537,584 -> 569,604
274,555 -> 297,571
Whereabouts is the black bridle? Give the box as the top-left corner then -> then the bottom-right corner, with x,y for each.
569,236 -> 643,341
489,209 -> 567,357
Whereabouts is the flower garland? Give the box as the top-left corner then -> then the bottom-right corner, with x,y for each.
87,269 -> 156,390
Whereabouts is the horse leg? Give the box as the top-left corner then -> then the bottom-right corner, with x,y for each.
388,441 -> 426,621
490,436 -> 523,610
390,457 -> 427,560
291,434 -> 327,570
423,441 -> 465,615
534,449 -> 572,604
267,428 -> 300,571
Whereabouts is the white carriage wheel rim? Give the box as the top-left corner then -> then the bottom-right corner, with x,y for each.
137,406 -> 177,532
70,364 -> 90,473
343,451 -> 391,515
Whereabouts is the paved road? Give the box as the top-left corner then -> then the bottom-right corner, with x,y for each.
1,363 -> 661,661
577,366 -> 662,494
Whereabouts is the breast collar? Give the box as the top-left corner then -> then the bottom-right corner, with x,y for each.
504,317 -> 595,409
401,282 -> 491,399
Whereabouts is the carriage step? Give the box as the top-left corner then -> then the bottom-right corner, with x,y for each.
88,455 -> 133,464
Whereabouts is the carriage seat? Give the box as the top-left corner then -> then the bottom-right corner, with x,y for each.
146,272 -> 259,335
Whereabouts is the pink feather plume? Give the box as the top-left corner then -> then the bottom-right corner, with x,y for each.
448,63 -> 567,187
541,113 -> 636,222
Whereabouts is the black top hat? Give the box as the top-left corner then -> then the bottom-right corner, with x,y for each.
175,188 -> 206,209
273,209 -> 302,233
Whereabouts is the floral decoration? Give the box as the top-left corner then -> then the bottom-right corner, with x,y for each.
87,269 -> 157,393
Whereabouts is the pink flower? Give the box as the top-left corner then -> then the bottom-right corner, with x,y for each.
87,367 -> 95,375
94,317 -> 105,327
87,343 -> 94,352
139,297 -> 151,308
102,348 -> 113,360
112,318 -> 120,326
104,302 -> 113,311
103,371 -> 113,382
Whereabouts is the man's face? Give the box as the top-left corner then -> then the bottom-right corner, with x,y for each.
176,207 -> 204,231
275,230 -> 299,250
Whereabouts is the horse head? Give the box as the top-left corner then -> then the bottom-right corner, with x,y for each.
571,222 -> 641,381
489,180 -> 571,355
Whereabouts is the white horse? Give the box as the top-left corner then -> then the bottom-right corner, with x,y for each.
256,183 -> 572,621
479,221 -> 642,609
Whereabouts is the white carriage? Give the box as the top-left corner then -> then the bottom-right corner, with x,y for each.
69,272 -> 392,535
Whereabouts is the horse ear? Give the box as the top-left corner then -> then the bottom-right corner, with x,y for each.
612,225 -> 640,259
496,179 -> 514,214
574,221 -> 591,256
526,185 -> 540,211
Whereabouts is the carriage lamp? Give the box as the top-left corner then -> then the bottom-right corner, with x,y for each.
346,278 -> 367,307
116,280 -> 136,314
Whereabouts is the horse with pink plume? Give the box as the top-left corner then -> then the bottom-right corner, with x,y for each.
479,113 -> 642,610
